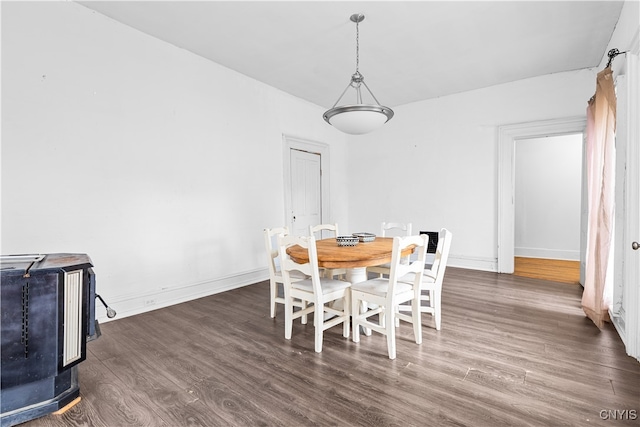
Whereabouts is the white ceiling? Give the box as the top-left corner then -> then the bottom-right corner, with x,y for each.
78,1 -> 624,109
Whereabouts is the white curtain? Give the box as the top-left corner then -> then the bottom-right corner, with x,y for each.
582,67 -> 616,329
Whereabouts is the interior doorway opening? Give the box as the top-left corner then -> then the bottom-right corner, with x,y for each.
513,133 -> 583,285
497,116 -> 587,274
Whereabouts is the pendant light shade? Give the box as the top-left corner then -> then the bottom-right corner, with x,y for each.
323,14 -> 394,135
324,105 -> 393,135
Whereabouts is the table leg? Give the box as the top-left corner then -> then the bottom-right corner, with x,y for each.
346,267 -> 368,284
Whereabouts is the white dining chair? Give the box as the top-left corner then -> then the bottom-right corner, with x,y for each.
309,223 -> 347,280
278,234 -> 351,353
367,222 -> 413,278
398,228 -> 453,330
263,227 -> 306,319
351,234 -> 428,359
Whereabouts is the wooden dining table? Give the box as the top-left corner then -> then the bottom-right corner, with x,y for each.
287,237 -> 414,283
287,236 -> 416,334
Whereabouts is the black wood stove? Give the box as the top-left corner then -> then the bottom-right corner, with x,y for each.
1,254 -> 102,427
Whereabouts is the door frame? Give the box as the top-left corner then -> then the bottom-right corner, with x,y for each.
282,135 -> 331,233
497,117 -> 587,273
612,30 -> 640,360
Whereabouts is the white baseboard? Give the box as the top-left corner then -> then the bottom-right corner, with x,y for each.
448,254 -> 497,272
97,253 -> 501,323
96,268 -> 269,323
515,247 -> 580,261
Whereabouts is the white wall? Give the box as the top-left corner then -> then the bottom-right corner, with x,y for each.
1,2 -> 350,321
346,69 -> 596,271
515,134 -> 583,260
3,1 -> 635,327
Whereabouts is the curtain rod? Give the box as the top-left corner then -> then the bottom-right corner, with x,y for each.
605,48 -> 628,68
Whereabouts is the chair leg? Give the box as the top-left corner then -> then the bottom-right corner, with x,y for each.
362,301 -> 372,336
301,300 -> 308,325
284,297 -> 293,340
342,292 -> 350,338
386,313 -> 396,359
412,297 -> 422,345
434,290 -> 441,331
352,294 -> 360,343
270,280 -> 277,318
315,303 -> 323,353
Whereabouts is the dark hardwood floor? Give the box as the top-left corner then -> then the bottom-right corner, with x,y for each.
21,268 -> 639,426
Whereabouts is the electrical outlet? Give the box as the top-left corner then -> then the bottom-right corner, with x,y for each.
144,299 -> 156,306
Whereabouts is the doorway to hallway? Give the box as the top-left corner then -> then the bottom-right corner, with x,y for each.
513,133 -> 583,285
497,116 -> 587,274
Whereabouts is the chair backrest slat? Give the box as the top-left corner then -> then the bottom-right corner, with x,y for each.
278,234 -> 323,296
310,223 -> 339,240
264,226 -> 289,277
381,222 -> 412,238
428,228 -> 453,286
387,234 -> 428,305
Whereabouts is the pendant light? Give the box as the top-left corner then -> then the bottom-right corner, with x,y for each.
323,14 -> 394,135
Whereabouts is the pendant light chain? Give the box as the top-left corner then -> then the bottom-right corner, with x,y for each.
351,15 -> 363,86
355,19 -> 360,74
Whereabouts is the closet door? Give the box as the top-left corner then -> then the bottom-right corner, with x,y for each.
289,148 -> 322,237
